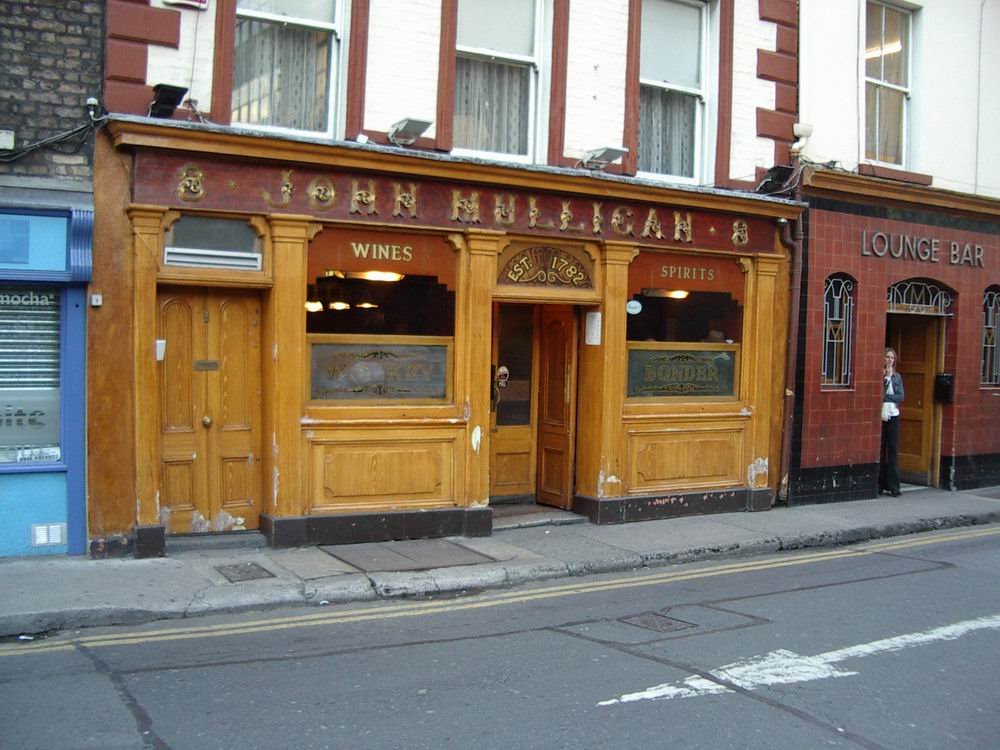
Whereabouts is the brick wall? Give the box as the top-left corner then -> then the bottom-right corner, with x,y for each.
0,0 -> 104,185
798,203 -> 1000,473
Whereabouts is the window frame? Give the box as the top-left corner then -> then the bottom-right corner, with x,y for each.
451,0 -> 550,164
862,0 -> 912,168
230,1 -> 346,139
820,273 -> 856,390
982,286 -> 1000,388
635,0 -> 710,184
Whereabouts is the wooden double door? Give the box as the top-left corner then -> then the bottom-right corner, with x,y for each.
157,287 -> 263,533
489,304 -> 578,509
887,314 -> 941,486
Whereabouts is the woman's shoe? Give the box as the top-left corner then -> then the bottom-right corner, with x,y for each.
890,491 -> 902,497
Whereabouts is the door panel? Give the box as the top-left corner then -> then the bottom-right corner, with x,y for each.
888,315 -> 937,485
536,306 -> 578,509
490,304 -> 538,499
158,288 -> 262,533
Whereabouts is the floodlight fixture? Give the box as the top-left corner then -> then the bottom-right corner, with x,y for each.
388,117 -> 433,146
580,146 -> 627,170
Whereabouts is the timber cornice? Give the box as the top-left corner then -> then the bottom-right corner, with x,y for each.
106,118 -> 803,220
804,167 -> 1000,220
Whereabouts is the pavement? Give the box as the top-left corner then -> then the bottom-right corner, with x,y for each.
3,484 -> 1000,638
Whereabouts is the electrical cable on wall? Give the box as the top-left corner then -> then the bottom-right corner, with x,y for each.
0,98 -> 109,164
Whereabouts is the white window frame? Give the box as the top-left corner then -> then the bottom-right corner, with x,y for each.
452,0 -> 550,164
636,0 -> 710,185
983,287 -> 1000,387
861,0 -> 912,168
231,1 -> 348,139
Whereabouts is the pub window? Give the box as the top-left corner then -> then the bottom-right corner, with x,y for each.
453,0 -> 545,160
637,0 -> 708,181
306,232 -> 456,402
232,0 -> 343,135
864,1 -> 911,166
0,285 -> 61,464
983,286 -> 1000,387
821,274 -> 855,389
625,253 -> 744,399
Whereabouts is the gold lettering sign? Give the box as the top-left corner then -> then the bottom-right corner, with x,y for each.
499,246 -> 593,288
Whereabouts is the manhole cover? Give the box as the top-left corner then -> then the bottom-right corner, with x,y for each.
619,612 -> 696,633
215,562 -> 275,583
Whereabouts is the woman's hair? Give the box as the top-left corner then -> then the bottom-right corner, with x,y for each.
884,347 -> 898,365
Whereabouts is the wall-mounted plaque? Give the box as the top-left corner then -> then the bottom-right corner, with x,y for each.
498,245 -> 593,288
627,346 -> 738,398
310,337 -> 450,400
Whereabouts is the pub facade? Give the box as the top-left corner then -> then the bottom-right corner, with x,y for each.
88,119 -> 801,555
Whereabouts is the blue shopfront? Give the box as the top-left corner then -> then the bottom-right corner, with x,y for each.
0,207 -> 91,556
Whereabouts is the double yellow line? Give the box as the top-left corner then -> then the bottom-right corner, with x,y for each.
3,525 -> 998,658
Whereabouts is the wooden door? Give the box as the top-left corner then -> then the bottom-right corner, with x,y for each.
489,304 -> 539,500
536,306 -> 578,509
888,315 -> 938,485
158,288 -> 262,533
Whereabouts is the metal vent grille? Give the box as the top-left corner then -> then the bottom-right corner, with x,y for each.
164,246 -> 262,271
32,523 -> 66,546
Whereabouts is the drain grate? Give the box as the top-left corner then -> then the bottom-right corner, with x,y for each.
619,612 -> 696,633
215,562 -> 276,583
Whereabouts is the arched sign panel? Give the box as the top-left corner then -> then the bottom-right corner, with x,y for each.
495,243 -> 599,302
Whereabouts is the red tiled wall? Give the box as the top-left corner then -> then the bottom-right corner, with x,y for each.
104,0 -> 181,115
800,206 -> 1000,470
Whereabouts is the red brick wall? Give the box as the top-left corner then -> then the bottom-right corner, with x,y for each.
800,204 -> 1000,470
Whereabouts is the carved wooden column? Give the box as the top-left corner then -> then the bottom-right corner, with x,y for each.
263,215 -> 320,518
749,254 -> 783,495
129,206 -> 168,529
462,230 -> 505,506
576,240 -> 638,499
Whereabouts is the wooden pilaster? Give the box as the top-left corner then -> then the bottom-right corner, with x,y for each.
576,241 -> 638,499
129,206 -> 168,527
264,215 -> 320,517
462,230 -> 505,505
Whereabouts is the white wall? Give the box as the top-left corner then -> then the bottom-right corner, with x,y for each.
364,0 -> 442,137
729,0 -> 776,183
562,0 -> 630,161
798,0 -> 1000,199
147,0 -> 218,111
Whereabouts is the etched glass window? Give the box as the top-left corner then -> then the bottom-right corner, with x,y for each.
865,2 -> 910,165
306,231 -> 456,402
983,287 -> 1000,386
822,274 -> 855,388
232,0 -> 340,134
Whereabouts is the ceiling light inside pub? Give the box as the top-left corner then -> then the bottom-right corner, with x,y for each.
356,302 -> 379,309
642,288 -> 689,300
328,301 -> 350,311
304,300 -> 324,313
327,270 -> 405,282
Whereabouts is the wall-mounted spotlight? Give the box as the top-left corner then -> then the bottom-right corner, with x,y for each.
388,117 -> 433,146
148,84 -> 189,119
580,146 -> 627,170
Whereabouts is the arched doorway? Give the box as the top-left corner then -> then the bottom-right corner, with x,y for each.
885,279 -> 953,486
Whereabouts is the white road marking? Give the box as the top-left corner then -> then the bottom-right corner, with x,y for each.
598,614 -> 1000,706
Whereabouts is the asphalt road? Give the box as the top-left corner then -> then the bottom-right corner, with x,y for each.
3,526 -> 1000,750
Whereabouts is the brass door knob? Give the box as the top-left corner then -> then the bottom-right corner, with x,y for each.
202,415 -> 213,427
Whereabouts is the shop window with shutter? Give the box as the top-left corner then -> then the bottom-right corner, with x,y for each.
0,285 -> 61,464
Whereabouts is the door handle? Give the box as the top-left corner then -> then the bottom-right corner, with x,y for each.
202,415 -> 213,428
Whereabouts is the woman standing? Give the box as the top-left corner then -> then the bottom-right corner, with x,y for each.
880,347 -> 904,497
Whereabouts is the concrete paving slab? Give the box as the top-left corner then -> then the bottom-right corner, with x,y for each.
265,547 -> 361,579
385,539 -> 495,568
320,542 -> 423,572
448,536 -> 544,561
502,525 -> 644,573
